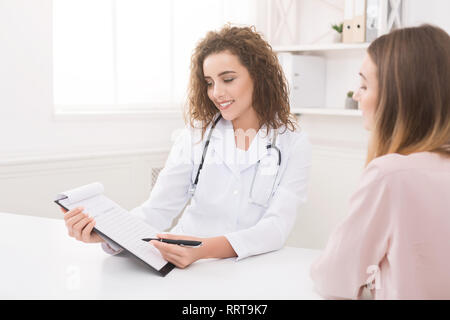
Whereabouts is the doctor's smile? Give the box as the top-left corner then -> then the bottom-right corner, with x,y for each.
217,100 -> 234,111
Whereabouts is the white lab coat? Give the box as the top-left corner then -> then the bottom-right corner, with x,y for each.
126,117 -> 312,261
103,117 -> 311,260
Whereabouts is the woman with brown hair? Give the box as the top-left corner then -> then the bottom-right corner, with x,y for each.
310,24 -> 450,299
62,25 -> 312,269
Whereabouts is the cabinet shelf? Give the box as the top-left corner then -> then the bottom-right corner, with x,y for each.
273,42 -> 370,53
292,108 -> 362,116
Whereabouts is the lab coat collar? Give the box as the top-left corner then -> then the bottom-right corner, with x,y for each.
209,118 -> 275,174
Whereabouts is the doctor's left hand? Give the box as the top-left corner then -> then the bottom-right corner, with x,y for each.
150,233 -> 205,269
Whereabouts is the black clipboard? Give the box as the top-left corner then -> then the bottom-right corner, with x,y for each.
54,197 -> 175,277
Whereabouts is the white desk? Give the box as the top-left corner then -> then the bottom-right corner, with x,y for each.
0,212 -> 322,299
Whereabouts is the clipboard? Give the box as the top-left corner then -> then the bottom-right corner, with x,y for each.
54,183 -> 175,277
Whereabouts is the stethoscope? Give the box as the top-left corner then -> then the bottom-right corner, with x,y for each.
188,114 -> 282,207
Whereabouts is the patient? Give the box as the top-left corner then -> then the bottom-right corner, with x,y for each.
310,24 -> 450,299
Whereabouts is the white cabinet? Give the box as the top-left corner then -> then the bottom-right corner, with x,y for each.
275,42 -> 369,116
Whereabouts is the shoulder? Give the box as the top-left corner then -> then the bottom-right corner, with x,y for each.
361,152 -> 450,188
368,152 -> 448,176
277,125 -> 311,150
277,125 -> 312,165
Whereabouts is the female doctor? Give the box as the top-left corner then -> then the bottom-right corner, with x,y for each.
62,25 -> 312,268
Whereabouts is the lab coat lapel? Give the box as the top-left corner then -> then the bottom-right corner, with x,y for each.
210,119 -> 240,177
238,126 -> 272,173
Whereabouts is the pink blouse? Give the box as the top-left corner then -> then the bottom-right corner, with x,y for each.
310,152 -> 450,299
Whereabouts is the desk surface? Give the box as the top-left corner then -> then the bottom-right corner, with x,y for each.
0,212 -> 322,299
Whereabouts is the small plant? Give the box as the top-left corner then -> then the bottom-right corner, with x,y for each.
332,23 -> 343,34
345,91 -> 358,109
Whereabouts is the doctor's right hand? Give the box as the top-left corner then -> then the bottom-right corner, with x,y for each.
61,207 -> 104,243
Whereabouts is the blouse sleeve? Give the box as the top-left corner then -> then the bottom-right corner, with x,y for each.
310,163 -> 392,299
225,133 -> 312,260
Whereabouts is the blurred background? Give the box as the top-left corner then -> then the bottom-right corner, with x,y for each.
1,0 -> 449,250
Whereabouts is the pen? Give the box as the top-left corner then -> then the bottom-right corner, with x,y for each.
142,238 -> 202,247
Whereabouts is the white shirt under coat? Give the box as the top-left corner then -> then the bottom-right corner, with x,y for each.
105,117 -> 312,260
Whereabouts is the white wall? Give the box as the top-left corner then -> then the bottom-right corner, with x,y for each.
285,115 -> 369,249
404,0 -> 450,33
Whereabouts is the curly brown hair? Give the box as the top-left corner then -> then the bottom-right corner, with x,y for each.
185,24 -> 297,137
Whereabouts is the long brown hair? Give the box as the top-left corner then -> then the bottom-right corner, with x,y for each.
366,24 -> 450,164
185,24 -> 297,137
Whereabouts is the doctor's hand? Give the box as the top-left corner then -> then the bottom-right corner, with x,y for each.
61,207 -> 104,244
149,233 -> 205,269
